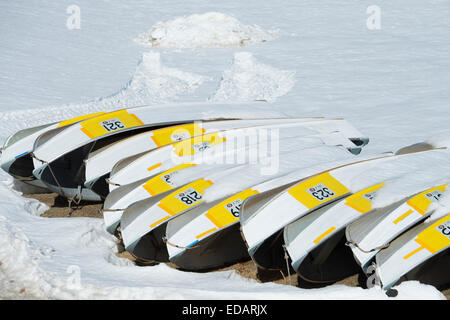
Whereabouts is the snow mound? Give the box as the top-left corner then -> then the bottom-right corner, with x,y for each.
135,12 -> 278,48
212,52 -> 295,102
103,51 -> 207,105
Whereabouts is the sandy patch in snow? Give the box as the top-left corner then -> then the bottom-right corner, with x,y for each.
212,52 -> 295,102
135,12 -> 278,48
23,193 -> 103,219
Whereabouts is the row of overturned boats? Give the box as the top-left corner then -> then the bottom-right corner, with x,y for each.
1,102 -> 449,293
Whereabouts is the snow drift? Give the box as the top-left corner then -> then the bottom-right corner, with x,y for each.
213,52 -> 295,102
135,12 -> 278,48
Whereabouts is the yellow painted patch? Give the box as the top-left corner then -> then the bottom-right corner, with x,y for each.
413,214 -> 450,254
79,110 -> 144,139
344,182 -> 385,214
195,228 -> 217,239
393,209 -> 414,225
142,163 -> 196,196
205,189 -> 259,229
150,215 -> 171,229
406,184 -> 447,215
288,172 -> 351,210
157,179 -> 213,216
57,112 -> 106,128
403,245 -> 425,260
172,132 -> 226,157
147,162 -> 162,172
150,123 -> 205,147
313,227 -> 336,244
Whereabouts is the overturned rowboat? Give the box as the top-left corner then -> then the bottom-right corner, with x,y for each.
282,182 -> 395,284
375,213 -> 450,290
346,184 -> 448,272
0,112 -> 106,188
282,182 -> 448,284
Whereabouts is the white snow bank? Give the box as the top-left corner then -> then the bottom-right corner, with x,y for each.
212,52 -> 295,102
0,181 -> 443,299
135,12 -> 278,48
0,51 -> 206,150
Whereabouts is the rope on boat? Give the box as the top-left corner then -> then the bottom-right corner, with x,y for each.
68,187 -> 83,209
106,178 -> 121,187
101,208 -> 125,212
31,153 -> 83,210
282,244 -> 292,286
345,239 -> 390,253
13,175 -> 36,181
279,270 -> 287,284
345,227 -> 391,253
162,236 -> 201,250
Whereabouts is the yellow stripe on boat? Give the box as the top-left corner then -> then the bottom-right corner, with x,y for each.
147,163 -> 162,172
393,209 -> 414,224
150,215 -> 171,229
195,228 -> 217,239
403,245 -> 425,260
313,227 -> 337,244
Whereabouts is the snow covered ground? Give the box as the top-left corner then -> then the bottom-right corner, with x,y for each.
0,0 -> 449,299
